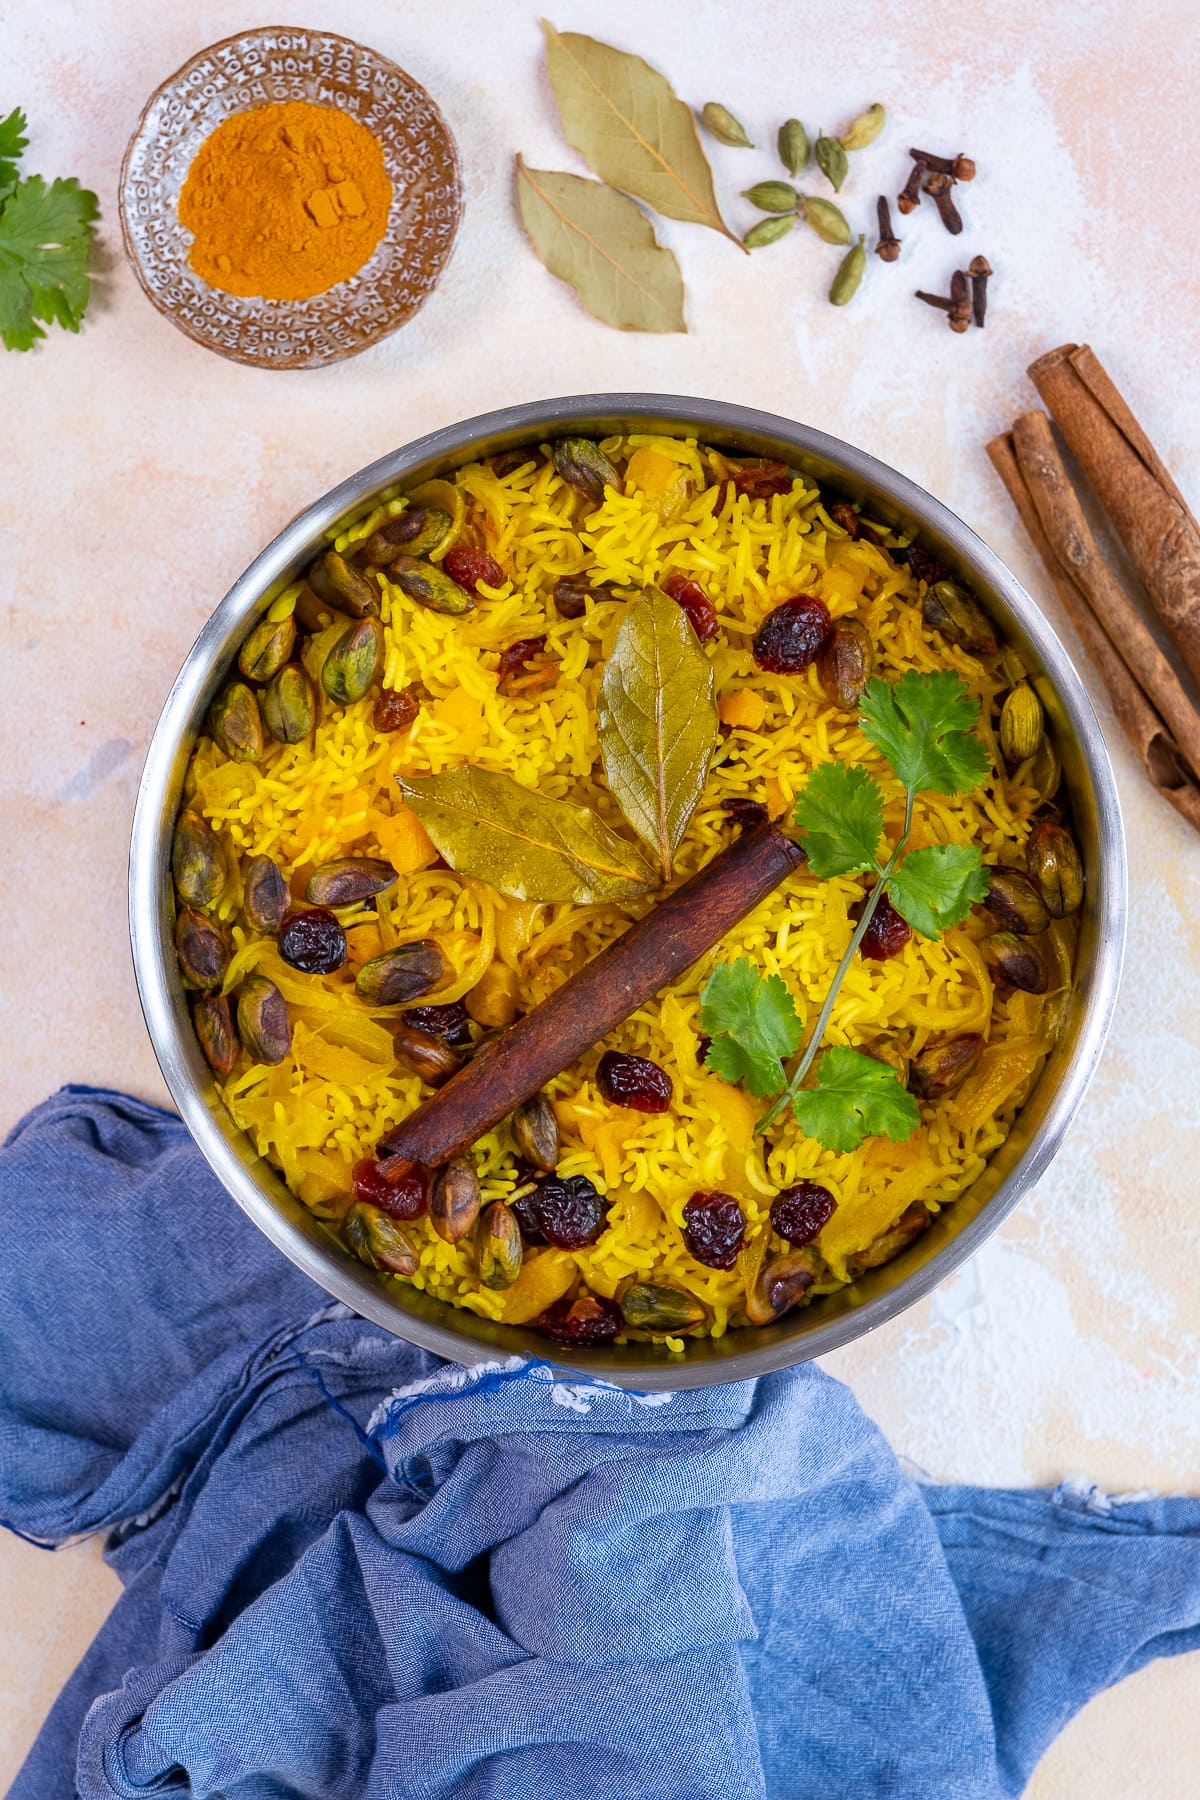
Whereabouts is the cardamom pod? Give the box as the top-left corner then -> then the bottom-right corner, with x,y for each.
700,101 -> 753,148
777,118 -> 808,176
829,236 -> 866,306
840,103 -> 886,152
744,215 -> 794,249
799,196 -> 851,245
742,179 -> 799,214
815,132 -> 849,192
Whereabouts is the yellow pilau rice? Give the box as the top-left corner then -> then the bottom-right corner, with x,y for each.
185,435 -> 1073,1343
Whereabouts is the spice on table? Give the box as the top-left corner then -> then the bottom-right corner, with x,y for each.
701,101 -> 753,147
815,132 -> 849,192
840,104 -> 886,151
897,159 -> 926,214
925,170 -> 963,235
178,100 -> 392,302
969,255 -> 992,326
915,289 -> 954,312
829,235 -> 866,305
875,195 -> 900,261
909,148 -> 976,181
949,269 -> 971,332
778,118 -> 809,175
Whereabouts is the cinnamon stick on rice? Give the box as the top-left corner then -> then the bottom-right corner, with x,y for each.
1029,344 -> 1200,690
986,427 -> 1200,832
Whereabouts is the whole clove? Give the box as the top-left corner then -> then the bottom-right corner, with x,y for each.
875,195 -> 900,261
949,269 -> 972,332
925,170 -> 964,235
897,159 -> 926,214
909,148 -> 976,181
915,290 -> 954,312
969,254 -> 992,327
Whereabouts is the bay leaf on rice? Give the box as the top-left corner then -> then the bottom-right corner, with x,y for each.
515,157 -> 685,333
396,765 -> 654,905
541,22 -> 742,248
597,590 -> 718,881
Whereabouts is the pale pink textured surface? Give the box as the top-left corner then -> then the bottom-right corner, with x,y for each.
2,2 -> 1199,1793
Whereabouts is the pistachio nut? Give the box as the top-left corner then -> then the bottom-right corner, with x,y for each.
238,614 -> 297,684
192,990 -> 239,1077
209,681 -> 264,763
551,437 -> 620,504
815,132 -> 849,192
981,865 -> 1051,936
476,1201 -> 523,1289
743,179 -> 800,213
243,854 -> 290,933
999,683 -> 1044,765
745,1251 -> 819,1326
840,102 -> 886,151
799,195 -> 851,245
171,808 -> 225,909
306,856 -> 398,908
847,1202 -> 928,1275
389,555 -> 474,617
983,930 -> 1049,995
908,1032 -> 983,1099
309,549 -> 379,619
744,216 -> 794,249
700,101 -> 753,147
861,1035 -> 910,1089
343,1203 -> 418,1275
263,663 -> 315,744
293,582 -> 348,634
829,235 -> 866,306
818,617 -> 873,709
175,905 -> 230,990
922,580 -> 999,656
321,617 -> 384,706
355,941 -> 446,1006
360,506 -> 452,565
511,1092 -> 559,1173
430,1158 -> 481,1244
1026,821 -> 1083,918
777,117 -> 809,176
1015,733 -> 1061,804
620,1282 -> 707,1334
236,976 -> 292,1065
392,1021 -> 460,1086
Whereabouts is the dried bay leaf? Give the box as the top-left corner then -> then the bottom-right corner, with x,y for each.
515,158 -> 685,333
597,590 -> 718,881
542,22 -> 744,250
397,766 -> 655,906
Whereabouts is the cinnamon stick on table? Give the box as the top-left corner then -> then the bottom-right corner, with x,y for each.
1029,344 -> 1200,690
378,824 -> 805,1172
986,428 -> 1200,833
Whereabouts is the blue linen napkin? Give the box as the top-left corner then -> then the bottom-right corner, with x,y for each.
3,1088 -> 1198,1799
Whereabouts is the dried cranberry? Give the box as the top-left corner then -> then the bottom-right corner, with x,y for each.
537,1292 -> 622,1346
720,796 -> 770,831
683,1191 -> 746,1270
443,544 -> 504,595
513,1174 -> 608,1249
858,891 -> 913,961
770,1181 -> 836,1245
596,1050 -> 672,1113
402,1000 -> 472,1047
660,572 -> 719,643
732,459 -> 793,498
752,596 -> 832,674
352,1158 -> 428,1219
496,636 -> 548,693
278,907 -> 347,974
373,685 -> 420,732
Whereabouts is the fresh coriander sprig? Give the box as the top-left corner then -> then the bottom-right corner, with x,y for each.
700,670 -> 991,1152
0,108 -> 100,353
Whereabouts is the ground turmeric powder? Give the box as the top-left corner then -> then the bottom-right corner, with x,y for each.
179,100 -> 392,302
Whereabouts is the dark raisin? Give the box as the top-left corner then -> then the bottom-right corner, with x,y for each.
683,1191 -> 746,1270
858,891 -> 913,961
496,636 -> 548,694
660,572 -> 719,642
720,796 -> 770,831
596,1050 -> 672,1113
537,1292 -> 622,1346
488,447 -> 537,478
696,1033 -> 712,1065
373,685 -> 420,732
443,544 -> 504,595
278,907 -> 347,974
402,1000 -> 472,1046
827,501 -> 860,538
770,1182 -> 836,1245
752,596 -> 833,673
513,1174 -> 608,1249
352,1158 -> 428,1219
732,458 -> 793,498
906,543 -> 948,586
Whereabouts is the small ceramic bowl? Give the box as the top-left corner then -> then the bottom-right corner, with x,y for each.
119,25 -> 463,369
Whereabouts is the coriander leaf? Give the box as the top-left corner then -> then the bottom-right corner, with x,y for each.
859,671 -> 991,796
700,958 -> 804,1098
0,174 -> 99,352
886,843 -> 989,939
0,108 -> 27,191
791,761 -> 885,878
791,1046 -> 920,1153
